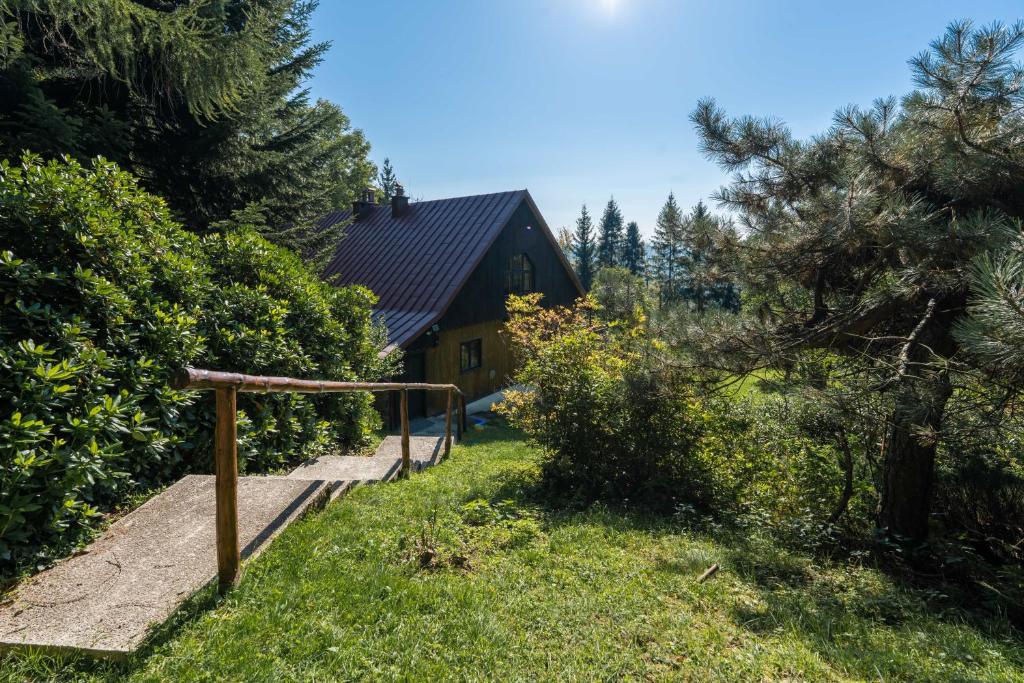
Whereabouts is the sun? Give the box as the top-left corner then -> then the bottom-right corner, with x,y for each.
598,0 -> 620,16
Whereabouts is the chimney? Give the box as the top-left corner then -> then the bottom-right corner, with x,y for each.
351,187 -> 376,220
391,183 -> 409,218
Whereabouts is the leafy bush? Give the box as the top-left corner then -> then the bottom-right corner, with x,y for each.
701,364 -> 1024,557
696,388 -> 879,549
498,294 -> 709,511
0,155 -> 392,570
498,294 -> 884,540
932,384 -> 1024,564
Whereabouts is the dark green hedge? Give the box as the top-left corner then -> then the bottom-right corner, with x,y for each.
0,155 -> 393,570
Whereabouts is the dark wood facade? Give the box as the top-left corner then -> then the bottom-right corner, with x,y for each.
393,199 -> 580,421
391,198 -> 581,421
321,189 -> 584,426
437,201 -> 582,329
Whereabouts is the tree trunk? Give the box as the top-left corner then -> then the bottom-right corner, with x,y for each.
827,427 -> 855,526
877,300 -> 954,542
877,376 -> 951,540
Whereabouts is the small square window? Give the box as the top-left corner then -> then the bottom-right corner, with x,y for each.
460,338 -> 482,371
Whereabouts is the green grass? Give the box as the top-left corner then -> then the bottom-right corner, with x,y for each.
3,422 -> 1023,682
721,369 -> 784,399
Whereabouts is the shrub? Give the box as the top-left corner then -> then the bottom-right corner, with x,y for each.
498,294 -> 709,511
932,387 -> 1024,564
697,389 -> 879,548
0,155 -> 391,570
590,266 -> 650,325
498,294 -> 882,535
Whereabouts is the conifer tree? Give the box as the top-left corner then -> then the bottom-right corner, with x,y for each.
651,193 -> 684,304
957,247 -> 1024,386
679,201 -> 738,312
557,227 -> 575,265
572,204 -> 596,290
377,158 -> 399,200
0,0 -> 375,261
622,221 -> 645,276
691,20 -> 1024,541
596,197 -> 624,268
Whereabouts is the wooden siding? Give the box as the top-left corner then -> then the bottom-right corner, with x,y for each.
382,197 -> 584,423
422,320 -> 512,415
441,200 -> 581,329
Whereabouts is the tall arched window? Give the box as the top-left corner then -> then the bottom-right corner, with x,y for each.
506,253 -> 535,294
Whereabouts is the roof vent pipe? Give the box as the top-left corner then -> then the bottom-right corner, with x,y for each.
391,183 -> 409,218
352,187 -> 376,220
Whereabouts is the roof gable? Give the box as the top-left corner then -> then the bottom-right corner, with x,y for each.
320,189 -> 582,351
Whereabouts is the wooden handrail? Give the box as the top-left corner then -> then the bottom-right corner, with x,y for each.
171,366 -> 468,592
171,367 -> 464,395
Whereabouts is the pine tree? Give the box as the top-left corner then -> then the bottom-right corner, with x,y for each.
0,0 -> 375,261
377,158 -> 399,200
572,205 -> 596,290
597,197 -> 624,268
957,249 -> 1024,385
691,20 -> 1024,541
651,193 -> 684,305
622,221 -> 645,276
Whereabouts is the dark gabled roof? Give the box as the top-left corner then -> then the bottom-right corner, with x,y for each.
319,189 -> 582,353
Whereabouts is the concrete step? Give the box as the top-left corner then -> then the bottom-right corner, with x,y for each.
288,454 -> 401,484
288,435 -> 444,485
0,435 -> 447,658
0,475 -> 336,658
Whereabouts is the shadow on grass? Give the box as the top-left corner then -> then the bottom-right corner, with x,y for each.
456,420 -> 1024,678
5,418 -> 1022,681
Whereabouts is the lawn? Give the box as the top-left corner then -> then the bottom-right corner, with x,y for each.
3,420 -> 1023,682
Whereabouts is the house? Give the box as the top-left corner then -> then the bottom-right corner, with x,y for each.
319,187 -> 585,423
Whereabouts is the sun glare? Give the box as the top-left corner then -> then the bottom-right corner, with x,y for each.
599,0 -> 620,16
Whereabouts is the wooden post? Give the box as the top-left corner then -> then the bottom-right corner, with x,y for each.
400,389 -> 410,478
214,387 -> 240,592
460,394 -> 468,436
444,388 -> 453,458
455,393 -> 463,442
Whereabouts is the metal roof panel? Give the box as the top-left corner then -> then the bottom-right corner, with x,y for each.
320,190 -> 527,348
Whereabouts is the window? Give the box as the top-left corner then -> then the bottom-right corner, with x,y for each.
460,338 -> 482,371
505,253 -> 535,294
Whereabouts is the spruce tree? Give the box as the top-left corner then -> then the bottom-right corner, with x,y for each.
0,0 -> 375,261
651,193 -> 684,305
679,201 -> 738,313
377,158 -> 399,200
572,205 -> 596,290
622,221 -> 645,276
596,197 -> 624,268
0,0 -> 274,123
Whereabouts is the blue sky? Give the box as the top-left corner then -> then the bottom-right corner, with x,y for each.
310,1 -> 1021,237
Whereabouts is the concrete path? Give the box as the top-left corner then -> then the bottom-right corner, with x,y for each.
410,388 -> 508,435
0,435 -> 445,658
288,435 -> 443,489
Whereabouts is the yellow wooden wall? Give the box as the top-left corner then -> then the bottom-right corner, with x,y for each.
423,320 -> 512,415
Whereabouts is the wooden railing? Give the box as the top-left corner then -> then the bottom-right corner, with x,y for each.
169,367 -> 467,592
